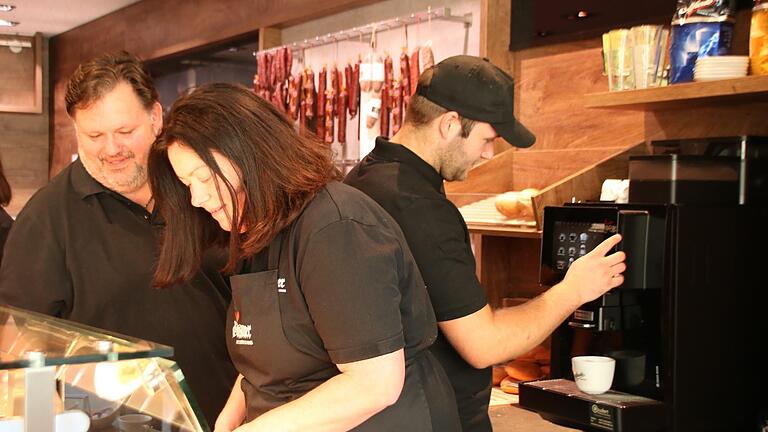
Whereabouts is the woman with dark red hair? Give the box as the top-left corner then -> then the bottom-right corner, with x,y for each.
148,82 -> 459,431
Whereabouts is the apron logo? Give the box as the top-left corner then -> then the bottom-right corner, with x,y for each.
232,315 -> 253,346
277,277 -> 286,293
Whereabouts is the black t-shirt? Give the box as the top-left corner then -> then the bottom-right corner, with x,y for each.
0,160 -> 238,426
0,206 -> 12,266
230,182 -> 459,430
345,137 -> 493,431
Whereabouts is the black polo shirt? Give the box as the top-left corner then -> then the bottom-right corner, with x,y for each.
228,182 -> 460,430
0,207 -> 12,266
345,137 -> 492,431
0,159 -> 237,426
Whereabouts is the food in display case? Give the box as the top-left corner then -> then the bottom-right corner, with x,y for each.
0,305 -> 206,432
494,188 -> 540,220
494,344 -> 551,395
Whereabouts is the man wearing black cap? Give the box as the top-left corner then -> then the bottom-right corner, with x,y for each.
345,55 -> 626,431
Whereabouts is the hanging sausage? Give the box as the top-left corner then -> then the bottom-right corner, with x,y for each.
324,89 -> 334,144
380,54 -> 393,137
316,66 -> 327,140
420,43 -> 435,70
288,73 -> 302,120
391,80 -> 403,135
410,47 -> 420,95
338,70 -> 348,145
399,50 -> 411,111
348,60 -> 360,118
285,48 -> 293,79
330,65 -> 340,118
301,66 -> 316,133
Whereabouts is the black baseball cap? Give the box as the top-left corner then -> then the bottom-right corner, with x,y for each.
415,55 -> 536,148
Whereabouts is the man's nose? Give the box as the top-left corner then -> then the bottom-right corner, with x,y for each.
480,140 -> 495,160
104,134 -> 122,155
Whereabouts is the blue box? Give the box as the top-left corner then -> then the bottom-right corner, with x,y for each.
669,20 -> 734,84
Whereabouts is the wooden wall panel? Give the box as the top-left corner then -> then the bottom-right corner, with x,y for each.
50,0 -> 379,178
646,103 -> 768,142
0,39 -> 36,108
445,146 -> 631,197
509,147 -> 632,191
480,236 -> 543,308
515,39 -> 645,152
0,38 -> 50,216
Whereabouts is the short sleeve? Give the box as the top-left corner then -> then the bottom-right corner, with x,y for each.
0,198 -> 71,316
396,198 -> 487,321
297,219 -> 405,365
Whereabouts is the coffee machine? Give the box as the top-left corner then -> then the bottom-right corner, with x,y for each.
520,203 -> 762,431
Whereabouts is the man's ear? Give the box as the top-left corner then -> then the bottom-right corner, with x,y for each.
437,111 -> 461,141
151,102 -> 163,136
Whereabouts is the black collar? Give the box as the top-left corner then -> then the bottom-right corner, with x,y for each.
372,136 -> 445,194
70,158 -> 149,211
71,158 -> 110,199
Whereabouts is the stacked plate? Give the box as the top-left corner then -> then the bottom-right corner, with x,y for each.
694,56 -> 749,82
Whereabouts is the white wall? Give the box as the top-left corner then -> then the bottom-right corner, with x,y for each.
279,0 -> 481,166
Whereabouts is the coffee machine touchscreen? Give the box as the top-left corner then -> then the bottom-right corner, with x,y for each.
540,206 -> 619,287
551,221 -> 616,273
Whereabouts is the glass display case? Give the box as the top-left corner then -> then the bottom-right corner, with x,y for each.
0,305 -> 207,432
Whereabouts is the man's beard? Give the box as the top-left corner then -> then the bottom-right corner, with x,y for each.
79,150 -> 147,194
438,138 -> 471,182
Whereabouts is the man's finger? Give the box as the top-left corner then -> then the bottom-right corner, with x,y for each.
590,234 -> 622,257
605,250 -> 626,266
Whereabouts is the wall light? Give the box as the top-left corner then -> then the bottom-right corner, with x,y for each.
0,5 -> 15,12
0,18 -> 19,27
0,38 -> 31,54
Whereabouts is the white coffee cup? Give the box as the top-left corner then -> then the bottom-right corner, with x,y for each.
572,356 -> 615,395
117,414 -> 152,432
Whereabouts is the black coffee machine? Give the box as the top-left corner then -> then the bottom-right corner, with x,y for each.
520,137 -> 766,431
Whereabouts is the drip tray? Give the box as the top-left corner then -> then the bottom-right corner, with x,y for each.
519,379 -> 665,431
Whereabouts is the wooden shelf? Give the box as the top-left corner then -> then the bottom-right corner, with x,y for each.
466,224 -> 542,239
584,75 -> 768,110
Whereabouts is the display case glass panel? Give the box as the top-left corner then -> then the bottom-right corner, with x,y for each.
0,305 -> 207,432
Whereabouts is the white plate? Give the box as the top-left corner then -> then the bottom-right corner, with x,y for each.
693,68 -> 747,75
695,70 -> 748,75
695,71 -> 747,77
696,55 -> 749,62
694,76 -> 744,81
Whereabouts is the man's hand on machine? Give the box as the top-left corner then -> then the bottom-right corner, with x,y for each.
561,234 -> 626,306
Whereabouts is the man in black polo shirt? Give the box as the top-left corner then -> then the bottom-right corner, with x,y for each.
0,52 -> 237,425
345,55 -> 627,431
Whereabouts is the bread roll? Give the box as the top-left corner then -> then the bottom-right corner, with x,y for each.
495,192 -> 522,218
516,188 -> 540,219
500,376 -> 519,394
504,360 -> 544,382
520,187 -> 541,198
492,365 -> 507,386
515,344 -> 550,364
495,188 -> 540,220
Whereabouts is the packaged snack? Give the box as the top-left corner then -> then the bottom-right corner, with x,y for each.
669,0 -> 737,83
751,1 -> 768,75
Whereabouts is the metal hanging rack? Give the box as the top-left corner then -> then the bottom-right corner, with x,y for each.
259,6 -> 472,55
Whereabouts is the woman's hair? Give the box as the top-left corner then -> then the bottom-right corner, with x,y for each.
149,82 -> 340,287
0,157 -> 11,207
